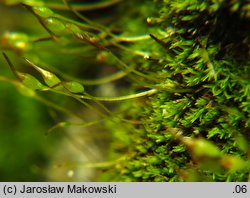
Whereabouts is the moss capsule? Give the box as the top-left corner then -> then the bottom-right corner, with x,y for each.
19,73 -> 45,91
45,18 -> 65,35
63,81 -> 85,94
33,6 -> 54,18
1,32 -> 31,53
25,59 -> 61,87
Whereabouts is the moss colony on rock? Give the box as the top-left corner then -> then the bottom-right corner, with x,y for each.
0,0 -> 249,181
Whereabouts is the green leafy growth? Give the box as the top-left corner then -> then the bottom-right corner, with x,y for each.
0,0 -> 249,182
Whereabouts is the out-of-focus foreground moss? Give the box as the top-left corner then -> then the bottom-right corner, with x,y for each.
0,0 -> 250,181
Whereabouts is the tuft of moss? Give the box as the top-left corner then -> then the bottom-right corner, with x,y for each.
0,0 -> 249,181
101,0 -> 250,181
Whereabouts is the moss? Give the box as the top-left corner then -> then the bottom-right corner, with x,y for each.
100,0 -> 250,181
0,0 -> 249,181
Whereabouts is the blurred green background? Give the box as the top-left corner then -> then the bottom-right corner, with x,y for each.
0,80 -> 58,181
0,3 -> 74,181
0,0 -> 121,181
